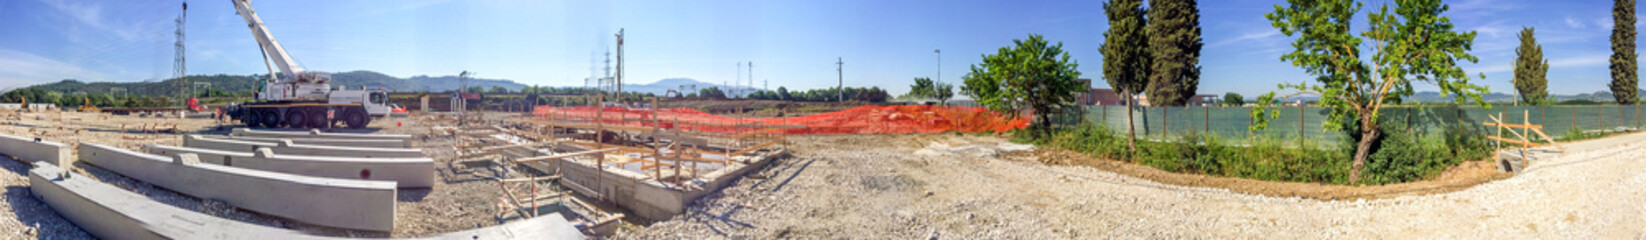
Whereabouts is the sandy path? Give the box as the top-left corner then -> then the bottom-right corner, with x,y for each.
627,133 -> 1646,239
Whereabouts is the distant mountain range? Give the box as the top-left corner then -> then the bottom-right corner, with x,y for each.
1405,91 -> 1617,103
6,71 -> 766,97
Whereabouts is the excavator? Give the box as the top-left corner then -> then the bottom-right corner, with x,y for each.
222,0 -> 390,129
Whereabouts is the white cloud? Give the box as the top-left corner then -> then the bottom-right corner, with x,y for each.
1469,54 -> 1609,75
38,0 -> 148,41
1566,16 -> 1587,29
1210,29 -> 1280,47
0,49 -> 109,89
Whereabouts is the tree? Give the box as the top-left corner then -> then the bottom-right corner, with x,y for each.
697,87 -> 726,99
932,81 -> 954,104
489,86 -> 509,94
1265,0 -> 1488,184
961,34 -> 1084,138
1611,0 -> 1639,104
1222,92 -> 1245,106
1146,0 -> 1204,107
1103,0 -> 1149,148
777,86 -> 791,100
908,77 -> 936,98
1514,27 -> 1550,105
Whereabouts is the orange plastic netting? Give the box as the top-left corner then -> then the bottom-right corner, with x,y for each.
530,105 -> 1028,135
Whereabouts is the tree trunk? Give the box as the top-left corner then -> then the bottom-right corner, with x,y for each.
1124,89 -> 1137,150
1350,116 -> 1378,185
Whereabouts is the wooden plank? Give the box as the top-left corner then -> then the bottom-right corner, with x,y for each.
726,140 -> 781,157
1485,135 -> 1539,147
495,175 -> 561,183
513,148 -> 617,163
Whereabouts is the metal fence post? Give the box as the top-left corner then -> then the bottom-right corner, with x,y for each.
1205,106 -> 1211,133
1163,107 -> 1169,136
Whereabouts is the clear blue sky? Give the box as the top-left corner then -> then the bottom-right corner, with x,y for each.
0,0 -> 1639,97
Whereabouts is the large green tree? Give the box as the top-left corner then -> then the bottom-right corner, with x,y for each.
960,34 -> 1083,138
1265,0 -> 1488,184
1514,27 -> 1549,105
1146,0 -> 1204,107
1611,0 -> 1638,104
1102,0 -> 1149,148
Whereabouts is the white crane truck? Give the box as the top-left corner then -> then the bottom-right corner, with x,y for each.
224,0 -> 390,129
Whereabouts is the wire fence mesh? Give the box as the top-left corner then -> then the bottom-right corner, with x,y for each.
1063,104 -> 1646,146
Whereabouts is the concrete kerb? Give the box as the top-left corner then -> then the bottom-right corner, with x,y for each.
206,134 -> 410,148
232,128 -> 415,141
145,144 -> 436,188
0,133 -> 72,167
184,135 -> 424,158
28,162 -> 586,240
78,143 -> 398,231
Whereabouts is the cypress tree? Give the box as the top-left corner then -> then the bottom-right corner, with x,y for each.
1514,27 -> 1549,105
1611,0 -> 1638,104
1145,0 -> 1203,106
1102,0 -> 1148,149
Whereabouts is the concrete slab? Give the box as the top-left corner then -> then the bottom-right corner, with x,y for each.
30,162 -> 585,239
207,134 -> 410,148
145,144 -> 436,188
78,143 -> 398,231
185,135 -> 424,158
233,128 -> 414,141
531,146 -> 788,221
0,133 -> 72,167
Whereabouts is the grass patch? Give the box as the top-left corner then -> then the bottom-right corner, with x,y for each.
1036,119 -> 1491,185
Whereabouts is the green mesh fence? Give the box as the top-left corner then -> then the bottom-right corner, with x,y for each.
1070,104 -> 1646,146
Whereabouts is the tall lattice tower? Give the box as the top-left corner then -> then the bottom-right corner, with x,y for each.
173,2 -> 188,104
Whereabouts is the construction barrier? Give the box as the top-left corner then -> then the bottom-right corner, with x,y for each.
145,145 -> 437,188
531,105 -> 1029,135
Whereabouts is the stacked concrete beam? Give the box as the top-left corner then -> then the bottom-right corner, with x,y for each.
78,143 -> 397,231
184,135 -> 423,158
233,128 -> 414,141
204,135 -> 410,148
145,145 -> 436,188
0,133 -> 71,167
29,162 -> 586,239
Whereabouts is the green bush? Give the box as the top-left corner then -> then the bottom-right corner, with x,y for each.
1047,120 -> 1485,185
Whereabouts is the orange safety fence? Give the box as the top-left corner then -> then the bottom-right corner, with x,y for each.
530,105 -> 1029,135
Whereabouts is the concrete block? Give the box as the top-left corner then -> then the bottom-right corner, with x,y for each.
206,134 -> 410,148
78,143 -> 398,231
232,128 -> 414,141
0,133 -> 72,167
30,162 -> 585,240
1497,150 -> 1527,173
145,145 -> 436,188
184,135 -> 424,158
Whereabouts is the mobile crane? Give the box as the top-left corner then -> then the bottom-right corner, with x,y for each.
223,0 -> 390,129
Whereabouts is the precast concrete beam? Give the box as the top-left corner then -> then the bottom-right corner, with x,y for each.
232,128 -> 414,141
0,133 -> 72,167
145,145 -> 436,188
29,162 -> 585,239
205,134 -> 409,148
184,135 -> 424,158
78,144 -> 398,231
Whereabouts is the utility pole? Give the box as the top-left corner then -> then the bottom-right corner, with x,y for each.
749,62 -> 754,94
174,2 -> 188,105
615,28 -> 624,104
836,57 -> 844,102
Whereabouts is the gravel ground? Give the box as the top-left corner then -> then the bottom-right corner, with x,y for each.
624,133 -> 1646,239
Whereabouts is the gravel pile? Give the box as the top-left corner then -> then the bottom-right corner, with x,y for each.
624,133 -> 1646,238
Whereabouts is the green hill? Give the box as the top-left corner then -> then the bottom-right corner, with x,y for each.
15,70 -> 527,97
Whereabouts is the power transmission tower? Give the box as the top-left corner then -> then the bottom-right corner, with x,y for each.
748,61 -> 754,94
736,62 -> 742,98
173,2 -> 188,105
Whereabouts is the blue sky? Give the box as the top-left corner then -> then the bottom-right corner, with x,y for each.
0,0 -> 1639,97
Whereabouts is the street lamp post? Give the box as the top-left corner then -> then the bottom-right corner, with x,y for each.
934,49 -> 941,85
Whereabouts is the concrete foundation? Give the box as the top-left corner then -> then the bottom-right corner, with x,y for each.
206,134 -> 410,148
0,133 -> 72,167
531,147 -> 788,221
233,128 -> 414,141
78,143 -> 398,231
29,163 -> 585,239
184,135 -> 424,158
145,144 -> 436,188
